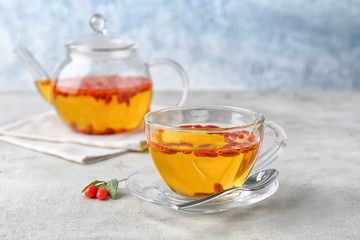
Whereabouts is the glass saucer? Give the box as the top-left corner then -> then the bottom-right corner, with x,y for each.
126,166 -> 279,214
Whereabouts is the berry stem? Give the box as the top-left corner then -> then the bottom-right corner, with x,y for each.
118,178 -> 126,183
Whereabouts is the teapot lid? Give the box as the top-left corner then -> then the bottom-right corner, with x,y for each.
66,14 -> 136,52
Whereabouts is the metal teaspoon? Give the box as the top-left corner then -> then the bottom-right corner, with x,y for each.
176,169 -> 279,210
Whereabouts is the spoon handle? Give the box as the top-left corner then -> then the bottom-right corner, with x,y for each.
176,186 -> 247,210
176,169 -> 278,210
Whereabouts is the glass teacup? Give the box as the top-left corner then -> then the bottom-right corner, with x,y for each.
145,106 -> 287,198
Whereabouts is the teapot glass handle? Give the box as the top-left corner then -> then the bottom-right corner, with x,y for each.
148,58 -> 190,107
250,121 -> 288,174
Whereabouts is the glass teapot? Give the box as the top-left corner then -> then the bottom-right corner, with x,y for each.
16,14 -> 189,135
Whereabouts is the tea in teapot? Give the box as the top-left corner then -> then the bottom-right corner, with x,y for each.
53,75 -> 152,134
16,14 -> 189,135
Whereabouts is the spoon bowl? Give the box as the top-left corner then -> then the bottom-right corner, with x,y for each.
176,169 -> 279,210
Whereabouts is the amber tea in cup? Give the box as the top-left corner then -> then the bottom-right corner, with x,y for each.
145,106 -> 287,198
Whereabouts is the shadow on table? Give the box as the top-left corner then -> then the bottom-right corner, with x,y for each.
141,180 -> 347,237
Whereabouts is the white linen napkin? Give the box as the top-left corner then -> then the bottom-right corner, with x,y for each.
0,110 -> 147,164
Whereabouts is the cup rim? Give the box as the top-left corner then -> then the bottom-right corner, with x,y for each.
144,105 -> 265,133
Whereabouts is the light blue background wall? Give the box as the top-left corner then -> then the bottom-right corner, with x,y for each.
0,0 -> 359,91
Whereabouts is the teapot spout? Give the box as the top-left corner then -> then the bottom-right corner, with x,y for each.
15,47 -> 54,104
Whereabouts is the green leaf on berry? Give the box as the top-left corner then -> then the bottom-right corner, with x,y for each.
81,180 -> 106,193
97,183 -> 106,189
105,179 -> 118,200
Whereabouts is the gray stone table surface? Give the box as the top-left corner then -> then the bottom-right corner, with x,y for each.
0,91 -> 359,239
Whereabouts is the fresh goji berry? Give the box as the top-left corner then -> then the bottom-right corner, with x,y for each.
84,185 -> 98,198
96,188 -> 108,200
